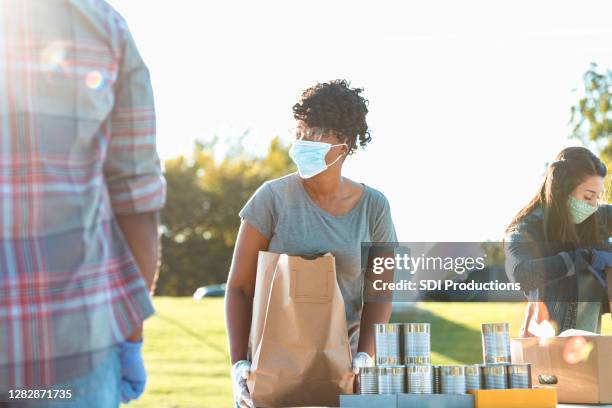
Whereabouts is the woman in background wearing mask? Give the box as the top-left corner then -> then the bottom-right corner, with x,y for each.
225,80 -> 397,407
505,146 -> 612,338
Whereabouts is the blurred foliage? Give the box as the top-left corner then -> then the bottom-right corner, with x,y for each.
482,241 -> 505,266
157,137 -> 295,296
570,63 -> 612,166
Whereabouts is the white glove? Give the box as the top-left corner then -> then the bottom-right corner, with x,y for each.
351,351 -> 374,374
231,360 -> 254,408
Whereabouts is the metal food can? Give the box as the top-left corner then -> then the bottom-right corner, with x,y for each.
375,324 -> 401,366
465,364 -> 483,390
377,365 -> 406,394
439,365 -> 466,394
359,366 -> 378,394
402,323 -> 431,364
508,363 -> 531,389
479,364 -> 487,389
483,364 -> 508,389
481,323 -> 511,365
406,364 -> 433,394
432,365 -> 441,394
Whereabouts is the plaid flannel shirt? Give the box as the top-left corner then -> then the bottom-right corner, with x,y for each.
0,0 -> 166,389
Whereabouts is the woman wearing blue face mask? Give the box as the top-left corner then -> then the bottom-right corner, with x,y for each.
505,146 -> 612,337
225,79 -> 397,407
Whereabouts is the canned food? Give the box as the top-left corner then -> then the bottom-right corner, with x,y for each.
483,364 -> 508,389
481,323 -> 511,365
465,364 -> 483,390
439,365 -> 466,394
375,324 -> 401,366
359,366 -> 378,394
508,363 -> 531,389
406,364 -> 433,394
432,365 -> 441,394
377,365 -> 406,394
402,323 -> 431,364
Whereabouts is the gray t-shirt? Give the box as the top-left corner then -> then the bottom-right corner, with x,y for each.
239,172 -> 398,353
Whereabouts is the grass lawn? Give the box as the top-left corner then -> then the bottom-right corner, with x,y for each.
125,297 -> 231,408
126,297 -> 612,408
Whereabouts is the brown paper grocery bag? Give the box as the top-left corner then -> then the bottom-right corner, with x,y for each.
247,251 -> 354,407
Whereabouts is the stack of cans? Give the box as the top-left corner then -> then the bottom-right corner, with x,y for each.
378,366 -> 406,394
402,323 -> 431,364
483,365 -> 508,389
508,364 -> 532,389
481,323 -> 511,365
358,366 -> 378,394
479,322 -> 526,391
406,364 -> 433,394
464,364 -> 483,390
363,320 -> 527,396
369,322 -> 433,395
375,324 -> 401,366
439,365 -> 467,394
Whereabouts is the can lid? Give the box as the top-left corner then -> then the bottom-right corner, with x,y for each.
464,365 -> 482,375
483,365 -> 507,375
405,356 -> 431,365
402,323 -> 431,333
378,366 -> 406,375
406,364 -> 432,374
440,365 -> 465,375
508,363 -> 531,374
360,366 -> 378,375
375,323 -> 400,333
485,356 -> 511,364
481,322 -> 510,333
377,356 -> 401,366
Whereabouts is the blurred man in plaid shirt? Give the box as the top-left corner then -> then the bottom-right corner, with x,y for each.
0,0 -> 166,406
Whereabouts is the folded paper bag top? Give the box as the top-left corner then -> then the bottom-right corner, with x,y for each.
247,251 -> 354,408
558,329 -> 599,337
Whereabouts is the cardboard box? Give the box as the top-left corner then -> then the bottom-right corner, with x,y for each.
468,388 -> 557,408
339,394 -> 397,407
397,393 -> 473,408
511,335 -> 612,403
340,394 -> 474,408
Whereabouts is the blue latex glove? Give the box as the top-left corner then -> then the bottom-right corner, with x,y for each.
119,340 -> 147,404
587,249 -> 612,288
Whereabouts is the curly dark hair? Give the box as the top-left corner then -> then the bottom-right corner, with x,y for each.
292,79 -> 371,155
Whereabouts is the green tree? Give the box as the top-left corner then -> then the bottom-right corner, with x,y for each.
570,63 -> 612,165
570,63 -> 612,202
158,137 -> 295,296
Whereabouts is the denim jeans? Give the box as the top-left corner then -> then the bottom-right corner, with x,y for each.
1,346 -> 121,408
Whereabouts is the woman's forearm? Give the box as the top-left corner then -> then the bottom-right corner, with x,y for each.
357,301 -> 392,356
225,287 -> 253,364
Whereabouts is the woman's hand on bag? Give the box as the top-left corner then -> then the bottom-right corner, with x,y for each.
231,360 -> 254,408
351,352 -> 374,374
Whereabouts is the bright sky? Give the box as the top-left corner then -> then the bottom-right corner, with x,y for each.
109,0 -> 612,241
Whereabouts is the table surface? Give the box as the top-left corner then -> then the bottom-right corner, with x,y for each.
558,405 -> 612,407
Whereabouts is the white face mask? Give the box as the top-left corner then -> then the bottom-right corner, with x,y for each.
567,196 -> 598,224
288,140 -> 347,179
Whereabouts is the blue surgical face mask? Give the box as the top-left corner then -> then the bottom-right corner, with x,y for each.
567,195 -> 598,224
288,140 -> 347,179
